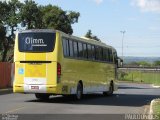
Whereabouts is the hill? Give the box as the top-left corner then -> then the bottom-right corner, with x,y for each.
123,56 -> 160,64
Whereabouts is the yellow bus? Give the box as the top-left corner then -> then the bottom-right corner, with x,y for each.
14,29 -> 119,100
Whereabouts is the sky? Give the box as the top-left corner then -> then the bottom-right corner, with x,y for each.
3,0 -> 160,57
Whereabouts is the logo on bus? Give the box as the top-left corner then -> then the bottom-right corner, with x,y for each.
25,37 -> 47,47
18,68 -> 24,75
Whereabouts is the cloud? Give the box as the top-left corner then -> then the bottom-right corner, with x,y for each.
131,0 -> 160,13
94,0 -> 103,4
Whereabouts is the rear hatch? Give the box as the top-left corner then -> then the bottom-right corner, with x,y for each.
15,30 -> 57,87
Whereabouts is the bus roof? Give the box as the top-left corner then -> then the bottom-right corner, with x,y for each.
59,30 -> 116,51
18,29 -> 116,51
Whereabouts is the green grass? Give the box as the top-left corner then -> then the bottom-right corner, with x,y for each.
153,101 -> 160,114
152,100 -> 160,119
118,70 -> 160,85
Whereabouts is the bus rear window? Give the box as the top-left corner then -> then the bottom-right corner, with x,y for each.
18,32 -> 55,52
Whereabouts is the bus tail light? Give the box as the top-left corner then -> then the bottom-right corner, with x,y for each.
57,63 -> 61,79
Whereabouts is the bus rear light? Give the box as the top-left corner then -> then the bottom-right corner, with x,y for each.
57,63 -> 61,78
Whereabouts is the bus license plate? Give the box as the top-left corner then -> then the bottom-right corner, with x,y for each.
31,86 -> 39,90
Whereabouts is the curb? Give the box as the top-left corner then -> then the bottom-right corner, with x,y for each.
149,100 -> 155,115
0,88 -> 13,95
149,99 -> 160,116
152,84 -> 160,88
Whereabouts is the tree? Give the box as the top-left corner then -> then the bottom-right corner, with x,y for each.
154,61 -> 160,66
138,61 -> 151,67
85,30 -> 100,41
0,0 -> 22,61
0,25 -> 6,51
40,5 -> 80,34
85,29 -> 92,38
4,0 -> 22,39
0,0 -> 80,61
92,35 -> 100,41
127,62 -> 139,67
0,1 -> 7,49
20,0 -> 43,29
0,25 -> 7,61
21,3 -> 80,34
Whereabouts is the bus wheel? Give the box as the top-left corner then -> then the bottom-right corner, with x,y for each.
76,82 -> 83,100
103,83 -> 113,96
35,93 -> 50,100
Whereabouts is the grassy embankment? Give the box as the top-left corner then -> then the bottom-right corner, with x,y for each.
152,99 -> 160,118
118,69 -> 160,85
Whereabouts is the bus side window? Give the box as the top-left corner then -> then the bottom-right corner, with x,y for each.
69,40 -> 74,57
95,46 -> 99,60
95,46 -> 102,61
107,48 -> 111,62
73,41 -> 78,57
113,52 -> 117,64
83,43 -> 88,59
102,48 -> 107,61
111,50 -> 114,62
78,42 -> 83,58
99,47 -> 103,61
91,45 -> 95,60
62,38 -> 69,57
87,44 -> 92,59
105,49 -> 109,62
109,49 -> 113,62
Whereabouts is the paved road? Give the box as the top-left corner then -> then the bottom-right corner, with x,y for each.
0,82 -> 160,117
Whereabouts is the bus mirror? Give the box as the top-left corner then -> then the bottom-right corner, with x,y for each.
117,57 -> 123,68
120,59 -> 123,67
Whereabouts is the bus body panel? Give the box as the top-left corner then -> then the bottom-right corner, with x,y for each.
14,29 -> 118,95
60,58 -> 116,94
59,33 -> 117,94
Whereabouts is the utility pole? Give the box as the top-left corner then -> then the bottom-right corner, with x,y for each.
120,30 -> 126,61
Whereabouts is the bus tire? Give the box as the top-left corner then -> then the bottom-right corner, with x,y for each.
103,83 -> 113,96
35,93 -> 50,100
76,82 -> 83,100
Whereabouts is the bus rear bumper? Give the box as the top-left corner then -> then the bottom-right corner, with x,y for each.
13,84 -> 59,94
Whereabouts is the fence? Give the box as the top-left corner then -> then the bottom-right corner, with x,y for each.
0,62 -> 14,89
118,68 -> 160,85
